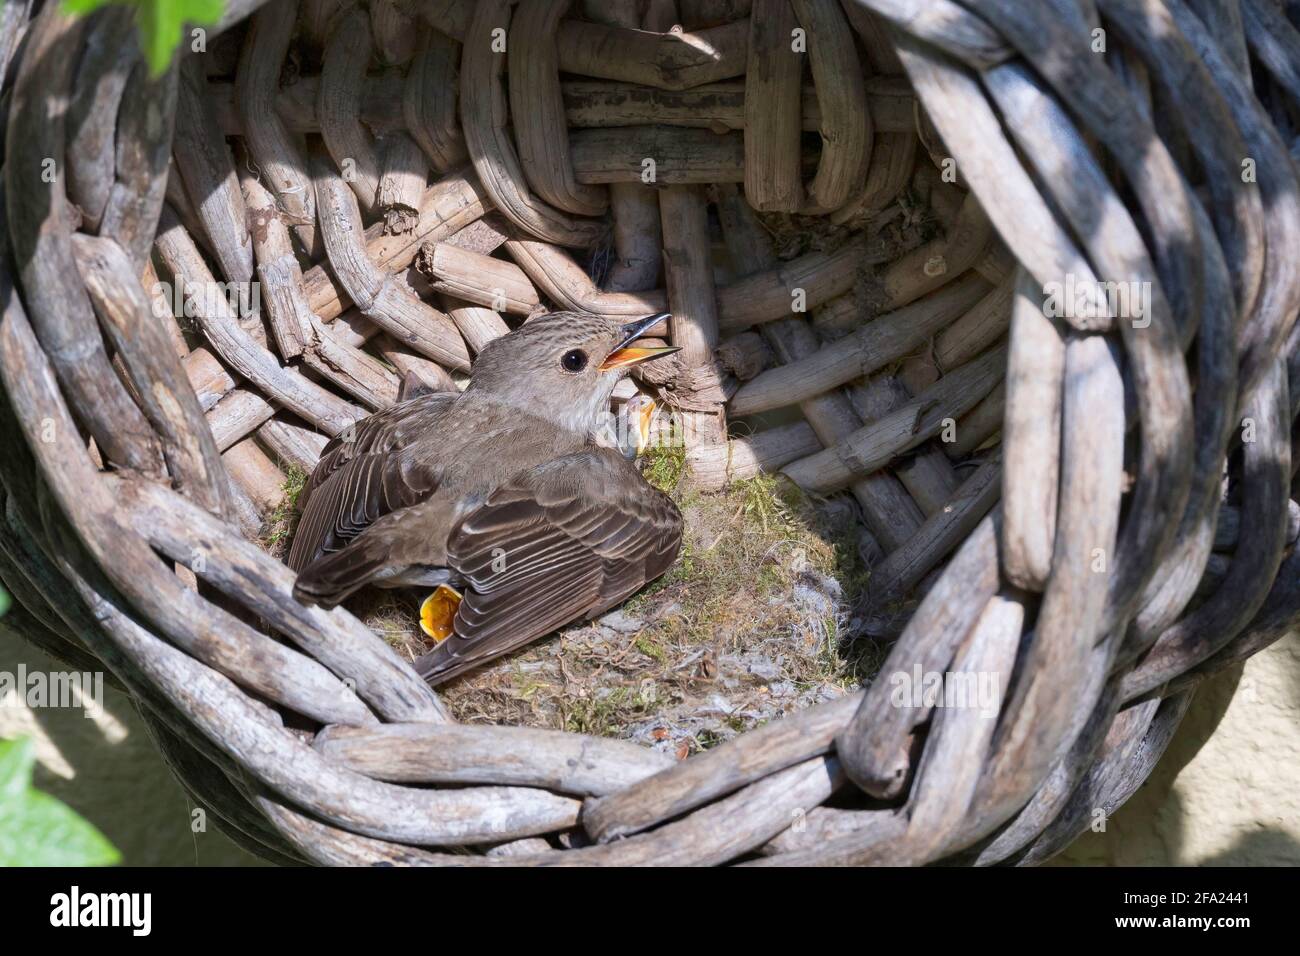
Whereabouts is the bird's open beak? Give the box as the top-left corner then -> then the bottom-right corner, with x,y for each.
420,584 -> 462,643
599,313 -> 680,371
626,397 -> 658,455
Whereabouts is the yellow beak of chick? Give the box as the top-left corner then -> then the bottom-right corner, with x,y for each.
419,584 -> 462,643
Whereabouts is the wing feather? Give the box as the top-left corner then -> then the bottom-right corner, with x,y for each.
414,448 -> 682,685
287,393 -> 454,571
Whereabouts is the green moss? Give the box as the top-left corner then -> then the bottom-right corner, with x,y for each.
562,686 -> 655,737
260,465 -> 309,552
665,535 -> 697,582
634,632 -> 668,663
641,444 -> 686,495
284,465 -> 308,505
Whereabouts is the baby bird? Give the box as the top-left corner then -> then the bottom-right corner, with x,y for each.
288,312 -> 684,685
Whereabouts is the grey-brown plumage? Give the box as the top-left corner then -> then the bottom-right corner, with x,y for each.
289,312 -> 683,685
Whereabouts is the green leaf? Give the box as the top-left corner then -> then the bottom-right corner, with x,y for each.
137,0 -> 225,76
62,0 -> 225,77
60,0 -> 115,14
0,738 -> 32,802
0,738 -> 121,867
0,585 -> 9,618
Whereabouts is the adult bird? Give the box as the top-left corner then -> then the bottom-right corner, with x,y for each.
288,312 -> 684,685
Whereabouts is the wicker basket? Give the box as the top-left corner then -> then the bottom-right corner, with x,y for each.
0,0 -> 1297,865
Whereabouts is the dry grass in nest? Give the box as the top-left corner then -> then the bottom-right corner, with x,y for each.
410,445 -> 884,758
265,435 -> 886,759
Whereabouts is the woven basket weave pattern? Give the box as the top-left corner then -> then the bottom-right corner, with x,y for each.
0,0 -> 1297,865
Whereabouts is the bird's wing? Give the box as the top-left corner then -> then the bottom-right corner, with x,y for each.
287,392 -> 456,572
414,448 -> 683,685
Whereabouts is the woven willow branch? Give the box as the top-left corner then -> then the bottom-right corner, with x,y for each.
0,0 -> 1294,869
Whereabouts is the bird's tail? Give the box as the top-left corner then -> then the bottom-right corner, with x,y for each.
292,537 -> 390,608
412,645 -> 471,687
412,648 -> 448,685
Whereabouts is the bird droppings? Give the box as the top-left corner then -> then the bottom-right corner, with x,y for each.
403,444 -> 886,758
597,610 -> 645,634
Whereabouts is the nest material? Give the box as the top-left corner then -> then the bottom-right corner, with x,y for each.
432,468 -> 878,755
0,0 -> 1297,866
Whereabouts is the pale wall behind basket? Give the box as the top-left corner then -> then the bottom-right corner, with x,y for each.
0,627 -> 1296,866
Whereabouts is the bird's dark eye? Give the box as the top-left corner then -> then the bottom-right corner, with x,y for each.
561,349 -> 588,372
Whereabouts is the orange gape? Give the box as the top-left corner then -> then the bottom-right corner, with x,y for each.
636,399 -> 657,451
419,585 -> 463,643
